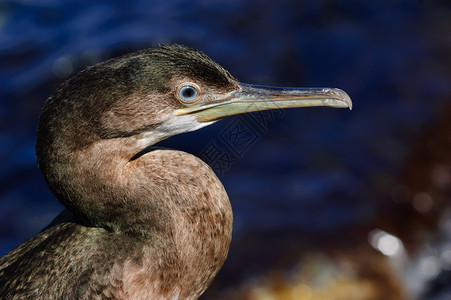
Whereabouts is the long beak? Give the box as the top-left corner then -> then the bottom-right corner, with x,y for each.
174,83 -> 352,122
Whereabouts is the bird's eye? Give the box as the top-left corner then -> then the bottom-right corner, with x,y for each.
177,84 -> 200,104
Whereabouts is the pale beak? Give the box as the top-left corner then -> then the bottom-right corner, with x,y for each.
174,83 -> 352,122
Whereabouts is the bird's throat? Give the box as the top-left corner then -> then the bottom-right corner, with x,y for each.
41,137 -> 233,298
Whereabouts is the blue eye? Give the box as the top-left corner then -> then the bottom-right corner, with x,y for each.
178,85 -> 199,103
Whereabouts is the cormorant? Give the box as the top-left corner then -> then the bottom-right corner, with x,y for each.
0,45 -> 351,299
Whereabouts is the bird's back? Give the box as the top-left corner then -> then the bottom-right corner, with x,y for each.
0,223 -> 129,299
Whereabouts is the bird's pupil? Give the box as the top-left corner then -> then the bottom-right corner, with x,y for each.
183,88 -> 194,98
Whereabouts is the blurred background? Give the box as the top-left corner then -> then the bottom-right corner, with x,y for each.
0,0 -> 450,299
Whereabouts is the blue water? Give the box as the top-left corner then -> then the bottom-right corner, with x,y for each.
1,0 -> 450,298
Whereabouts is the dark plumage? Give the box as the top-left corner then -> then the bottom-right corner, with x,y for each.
0,44 -> 351,299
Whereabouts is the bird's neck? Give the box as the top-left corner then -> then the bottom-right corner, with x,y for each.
40,138 -> 233,298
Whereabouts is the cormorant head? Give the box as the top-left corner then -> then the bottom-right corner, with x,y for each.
37,44 -> 352,160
